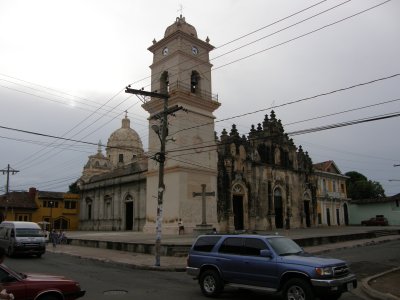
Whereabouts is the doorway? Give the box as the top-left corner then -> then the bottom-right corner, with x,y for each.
336,209 -> 340,225
233,195 -> 244,230
274,190 -> 283,229
304,200 -> 311,228
125,201 -> 133,230
326,208 -> 331,226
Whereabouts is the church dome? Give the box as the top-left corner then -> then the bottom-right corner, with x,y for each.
164,15 -> 197,38
107,117 -> 143,150
106,116 -> 144,168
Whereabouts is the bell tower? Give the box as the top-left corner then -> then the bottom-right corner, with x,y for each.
142,15 -> 220,234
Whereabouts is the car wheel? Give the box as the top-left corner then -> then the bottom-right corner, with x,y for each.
199,270 -> 223,297
283,278 -> 314,300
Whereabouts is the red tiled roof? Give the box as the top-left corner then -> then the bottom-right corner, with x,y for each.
0,192 -> 37,209
313,160 -> 343,174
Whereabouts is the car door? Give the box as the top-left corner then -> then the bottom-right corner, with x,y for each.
216,237 -> 244,283
239,238 -> 279,289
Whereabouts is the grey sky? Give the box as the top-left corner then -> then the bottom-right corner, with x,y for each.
0,0 -> 399,195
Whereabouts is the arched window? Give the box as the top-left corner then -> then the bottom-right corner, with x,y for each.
191,71 -> 200,93
160,71 -> 169,94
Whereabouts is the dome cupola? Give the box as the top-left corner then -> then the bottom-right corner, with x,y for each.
106,115 -> 144,169
164,15 -> 197,38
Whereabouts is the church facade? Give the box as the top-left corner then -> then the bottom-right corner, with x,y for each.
216,112 -> 316,232
77,16 -> 330,233
77,116 -> 147,231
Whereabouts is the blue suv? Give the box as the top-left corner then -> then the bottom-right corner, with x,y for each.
186,234 -> 357,300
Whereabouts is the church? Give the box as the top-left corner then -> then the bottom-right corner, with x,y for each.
77,15 -> 319,233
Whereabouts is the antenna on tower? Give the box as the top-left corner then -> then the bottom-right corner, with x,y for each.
177,4 -> 183,16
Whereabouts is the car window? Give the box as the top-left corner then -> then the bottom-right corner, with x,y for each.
218,237 -> 244,255
243,238 -> 267,256
193,236 -> 221,252
16,228 -> 42,237
0,267 -> 9,282
267,237 -> 303,256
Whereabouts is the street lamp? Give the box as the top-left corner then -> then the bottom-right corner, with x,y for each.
49,201 -> 54,230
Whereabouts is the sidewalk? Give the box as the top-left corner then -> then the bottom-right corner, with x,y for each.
46,227 -> 400,299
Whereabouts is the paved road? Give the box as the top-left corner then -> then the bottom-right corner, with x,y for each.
6,236 -> 400,300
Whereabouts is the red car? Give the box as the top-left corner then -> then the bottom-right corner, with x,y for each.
361,216 -> 389,226
0,263 -> 85,300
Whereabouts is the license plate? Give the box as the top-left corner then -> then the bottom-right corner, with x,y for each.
347,282 -> 353,291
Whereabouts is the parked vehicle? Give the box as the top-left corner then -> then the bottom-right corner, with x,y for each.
361,215 -> 389,226
0,221 -> 46,257
0,262 -> 85,299
187,234 -> 357,300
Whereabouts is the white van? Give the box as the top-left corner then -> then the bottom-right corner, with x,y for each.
0,221 -> 46,257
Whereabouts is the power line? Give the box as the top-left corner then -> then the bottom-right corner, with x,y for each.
170,73 -> 400,135
212,0 -> 391,72
126,0 -> 331,88
166,111 -> 400,156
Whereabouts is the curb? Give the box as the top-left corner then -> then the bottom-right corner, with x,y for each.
46,248 -> 187,272
361,267 -> 400,300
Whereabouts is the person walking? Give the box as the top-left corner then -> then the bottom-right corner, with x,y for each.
0,248 -> 14,300
50,229 -> 58,248
178,219 -> 184,235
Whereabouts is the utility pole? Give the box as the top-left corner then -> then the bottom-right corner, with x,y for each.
125,86 -> 182,266
1,164 -> 19,194
1,164 -> 19,219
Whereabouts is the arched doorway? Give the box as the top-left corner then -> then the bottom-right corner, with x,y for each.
85,198 -> 92,220
232,183 -> 245,231
274,189 -> 283,229
304,200 -> 311,228
233,195 -> 244,230
326,208 -> 331,226
125,195 -> 134,230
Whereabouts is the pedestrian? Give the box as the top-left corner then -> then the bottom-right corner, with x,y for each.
0,248 -> 14,300
50,229 -> 58,248
178,219 -> 184,235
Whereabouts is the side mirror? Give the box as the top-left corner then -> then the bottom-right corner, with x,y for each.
260,249 -> 273,258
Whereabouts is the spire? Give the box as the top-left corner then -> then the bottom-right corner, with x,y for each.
122,113 -> 130,129
97,140 -> 102,154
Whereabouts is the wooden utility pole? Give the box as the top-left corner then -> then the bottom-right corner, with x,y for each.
1,164 -> 19,219
1,164 -> 19,194
125,86 -> 182,267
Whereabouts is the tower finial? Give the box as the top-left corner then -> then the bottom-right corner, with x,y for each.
124,110 -> 128,118
177,4 -> 183,17
97,140 -> 102,154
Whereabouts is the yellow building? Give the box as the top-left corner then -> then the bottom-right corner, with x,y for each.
313,161 -> 350,226
0,187 -> 80,230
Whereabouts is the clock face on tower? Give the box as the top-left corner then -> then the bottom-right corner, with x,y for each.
162,47 -> 169,56
192,46 -> 199,55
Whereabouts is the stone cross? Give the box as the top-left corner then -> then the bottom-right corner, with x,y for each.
193,184 -> 215,225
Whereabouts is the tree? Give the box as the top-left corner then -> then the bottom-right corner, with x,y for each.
68,181 -> 80,194
345,171 -> 385,200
